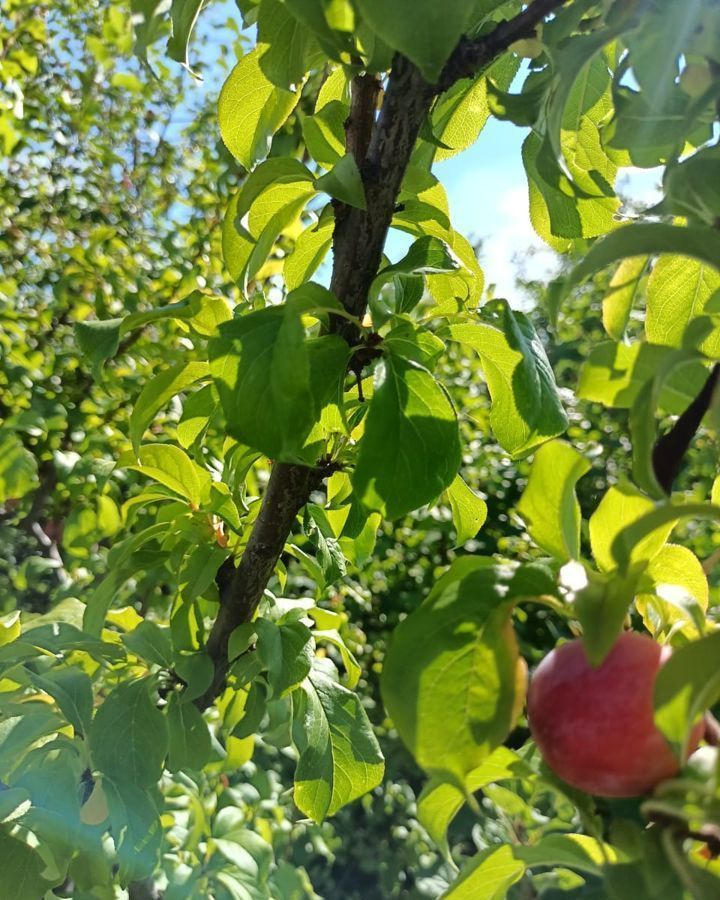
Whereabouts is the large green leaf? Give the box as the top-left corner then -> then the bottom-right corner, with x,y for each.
314,153 -> 366,209
104,781 -> 163,884
0,826 -> 52,899
129,360 -> 209,454
567,223 -> 720,289
381,559 -> 526,786
166,693 -> 212,772
446,474 -> 487,545
218,47 -> 300,169
430,54 -> 518,161
167,0 -> 204,73
448,302 -> 568,456
90,678 -> 169,788
124,444 -> 212,506
646,256 -> 720,358
209,294 -> 348,461
352,353 -> 461,519
257,0 -> 322,88
418,747 -> 533,858
442,844 -> 525,899
292,660 -> 384,822
636,544 -> 708,640
589,482 -> 671,573
654,630 -> 720,757
222,158 -> 316,287
523,131 -> 617,250
602,256 -> 648,341
74,293 -> 202,372
354,0 -> 477,82
577,341 -> 709,414
611,502 -> 720,572
256,618 -> 314,697
518,440 -> 590,561
284,218 -> 333,289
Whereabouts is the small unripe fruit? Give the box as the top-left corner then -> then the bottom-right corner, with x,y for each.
80,779 -> 109,826
680,63 -> 713,98
509,37 -> 543,59
528,632 -> 704,797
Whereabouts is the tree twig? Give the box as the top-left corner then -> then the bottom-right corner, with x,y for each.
437,0 -> 569,91
653,363 -> 720,495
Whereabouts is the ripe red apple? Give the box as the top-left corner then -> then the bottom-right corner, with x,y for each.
527,631 -> 703,797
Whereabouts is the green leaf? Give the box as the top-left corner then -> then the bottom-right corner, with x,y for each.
257,0 -> 322,89
30,667 -> 94,736
311,628 -> 361,690
284,218 -> 333,289
646,256 -> 720,358
611,502 -> 720,573
0,711 -> 66,781
636,544 -> 708,640
523,131 -> 617,250
302,99 -> 347,168
448,302 -> 568,456
222,158 -> 316,286
314,153 -> 366,209
75,294 -> 202,371
167,0 -> 204,74
589,483 -> 671,573
209,298 -> 333,461
104,780 -> 162,884
256,618 -> 314,697
166,693 -> 211,772
0,431 -> 38,503
177,383 -> 217,449
442,844 -> 525,899
218,47 -> 300,169
518,440 -> 590,561
567,223 -> 720,291
292,660 -> 384,822
352,354 -> 461,519
75,318 -> 122,373
123,620 -> 174,668
0,827 -> 52,900
661,143 -> 720,227
179,543 -> 229,601
418,747 -> 533,858
431,54 -> 518,161
90,678 -> 169,788
369,236 -> 460,324
602,256 -> 648,341
354,0 -> 476,82
381,559 -> 526,786
516,833 -> 623,875
124,444 -> 212,506
446,474 -> 487,545
571,566 -> 641,667
174,651 -> 214,701
578,341 -> 710,414
654,630 -> 720,757
130,360 -> 209,453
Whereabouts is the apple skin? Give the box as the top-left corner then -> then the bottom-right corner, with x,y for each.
527,631 -> 703,797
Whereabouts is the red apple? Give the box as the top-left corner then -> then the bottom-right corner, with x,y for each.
527,631 -> 703,797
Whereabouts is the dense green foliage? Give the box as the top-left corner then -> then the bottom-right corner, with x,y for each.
1,1 -> 720,897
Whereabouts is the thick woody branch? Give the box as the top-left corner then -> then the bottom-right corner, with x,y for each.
199,0 -> 574,708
